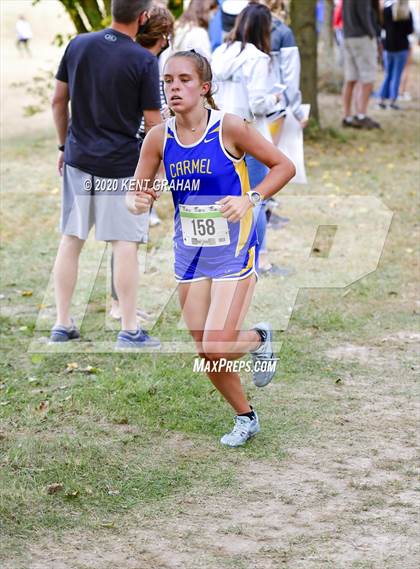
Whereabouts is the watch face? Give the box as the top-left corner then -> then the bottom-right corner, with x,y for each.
251,192 -> 261,205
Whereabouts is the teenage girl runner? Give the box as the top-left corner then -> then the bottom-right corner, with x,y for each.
127,50 -> 295,447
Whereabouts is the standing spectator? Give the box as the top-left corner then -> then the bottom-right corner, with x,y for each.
212,2 -> 283,273
333,0 -> 344,57
110,5 -> 174,322
398,0 -> 420,100
171,0 -> 217,59
341,0 -> 381,129
257,0 -> 306,274
263,0 -> 307,139
15,15 -> 32,56
220,0 -> 249,36
50,0 -> 162,349
208,0 -> 224,51
378,0 -> 414,110
109,4 -> 175,323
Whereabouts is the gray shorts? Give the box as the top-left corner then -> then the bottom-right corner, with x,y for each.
60,164 -> 149,242
343,36 -> 378,83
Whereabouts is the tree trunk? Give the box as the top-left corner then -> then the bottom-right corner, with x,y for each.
290,0 -> 319,124
59,0 -> 89,34
321,0 -> 334,51
318,0 -> 342,91
102,0 -> 111,17
79,0 -> 104,29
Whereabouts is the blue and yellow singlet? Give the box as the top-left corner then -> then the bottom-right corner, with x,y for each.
163,109 -> 258,281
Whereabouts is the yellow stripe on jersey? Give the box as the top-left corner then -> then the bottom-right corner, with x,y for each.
229,246 -> 255,277
208,125 -> 220,135
233,160 -> 253,257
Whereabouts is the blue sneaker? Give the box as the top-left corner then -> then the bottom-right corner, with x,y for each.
115,328 -> 161,350
220,412 -> 260,447
250,322 -> 277,387
50,320 -> 80,343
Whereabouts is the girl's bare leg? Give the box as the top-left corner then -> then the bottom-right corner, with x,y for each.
178,277 -> 259,415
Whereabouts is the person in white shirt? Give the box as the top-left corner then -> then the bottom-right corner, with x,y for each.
172,0 -> 217,60
16,15 -> 32,56
212,2 -> 283,273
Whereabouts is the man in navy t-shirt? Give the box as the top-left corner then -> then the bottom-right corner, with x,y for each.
50,0 -> 162,349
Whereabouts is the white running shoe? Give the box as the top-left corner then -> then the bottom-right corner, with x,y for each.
220,413 -> 260,447
250,322 -> 277,387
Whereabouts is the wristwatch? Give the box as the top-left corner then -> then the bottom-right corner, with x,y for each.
57,144 -> 65,152
246,190 -> 262,207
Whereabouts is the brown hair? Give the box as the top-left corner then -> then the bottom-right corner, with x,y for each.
176,0 -> 218,30
227,2 -> 272,55
165,50 -> 219,111
259,0 -> 286,19
136,6 -> 174,48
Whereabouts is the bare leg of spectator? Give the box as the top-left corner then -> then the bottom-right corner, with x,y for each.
112,240 -> 138,332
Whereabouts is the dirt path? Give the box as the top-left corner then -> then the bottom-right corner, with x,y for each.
10,331 -> 418,569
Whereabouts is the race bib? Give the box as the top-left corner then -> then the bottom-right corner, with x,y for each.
179,204 -> 230,247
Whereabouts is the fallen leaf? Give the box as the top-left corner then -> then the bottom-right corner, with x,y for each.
21,290 -> 33,297
38,400 -> 49,413
80,366 -> 99,374
65,489 -> 79,499
100,521 -> 115,528
337,416 -> 350,425
64,362 -> 79,373
46,483 -> 64,495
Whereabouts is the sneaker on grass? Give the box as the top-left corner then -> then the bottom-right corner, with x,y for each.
220,413 -> 260,447
250,322 -> 277,387
115,328 -> 161,350
352,115 -> 381,129
342,117 -> 361,129
50,319 -> 80,343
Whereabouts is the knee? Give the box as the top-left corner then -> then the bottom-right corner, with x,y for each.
112,240 -> 138,258
202,331 -> 238,361
61,234 -> 84,250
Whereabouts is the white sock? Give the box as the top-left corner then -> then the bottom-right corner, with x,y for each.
357,113 -> 366,120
